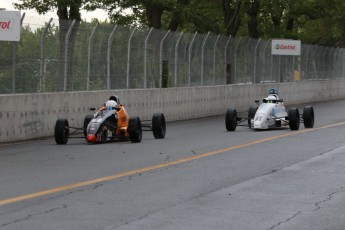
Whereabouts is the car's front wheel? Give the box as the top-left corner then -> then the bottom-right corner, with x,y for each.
225,108 -> 237,131
128,116 -> 142,143
152,113 -> 166,139
303,106 -> 314,128
288,108 -> 300,130
55,118 -> 69,144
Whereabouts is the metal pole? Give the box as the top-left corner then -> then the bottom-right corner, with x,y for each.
188,32 -> 198,86
201,32 -> 210,86
234,37 -> 243,84
39,18 -> 53,92
87,23 -> 99,91
270,40 -> 274,82
305,44 -> 310,80
12,13 -> 26,93
333,48 -> 339,79
126,28 -> 137,89
107,25 -> 117,90
159,30 -> 170,88
342,50 -> 345,79
212,34 -> 220,85
224,35 -> 232,84
262,39 -> 271,83
253,38 -> 261,84
144,28 -> 153,88
174,32 -> 184,87
64,20 -> 76,92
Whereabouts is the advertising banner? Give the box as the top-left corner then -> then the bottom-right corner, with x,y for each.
0,11 -> 21,41
271,39 -> 301,56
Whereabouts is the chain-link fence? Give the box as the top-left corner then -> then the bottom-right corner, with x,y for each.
1,15 -> 344,94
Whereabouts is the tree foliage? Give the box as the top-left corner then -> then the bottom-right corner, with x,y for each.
14,0 -> 345,47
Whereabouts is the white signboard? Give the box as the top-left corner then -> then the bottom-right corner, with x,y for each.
0,11 -> 21,41
271,39 -> 301,56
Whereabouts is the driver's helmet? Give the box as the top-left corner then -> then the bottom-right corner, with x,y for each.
109,95 -> 120,104
263,95 -> 277,103
105,100 -> 117,110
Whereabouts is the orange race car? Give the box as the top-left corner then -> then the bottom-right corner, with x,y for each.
54,95 -> 166,144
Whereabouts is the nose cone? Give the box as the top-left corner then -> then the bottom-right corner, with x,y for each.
86,135 -> 97,142
253,113 -> 269,129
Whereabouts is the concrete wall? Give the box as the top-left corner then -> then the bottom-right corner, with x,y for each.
1,80 -> 345,143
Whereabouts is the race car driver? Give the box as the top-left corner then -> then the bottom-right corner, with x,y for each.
104,95 -> 129,129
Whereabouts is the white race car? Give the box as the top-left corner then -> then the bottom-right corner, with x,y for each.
225,89 -> 314,131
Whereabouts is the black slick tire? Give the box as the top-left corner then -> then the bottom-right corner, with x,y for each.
288,108 -> 300,130
128,116 -> 142,143
225,108 -> 237,131
303,106 -> 314,128
152,113 -> 166,139
55,118 -> 69,144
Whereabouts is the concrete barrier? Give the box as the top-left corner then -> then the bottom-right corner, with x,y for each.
1,80 -> 345,143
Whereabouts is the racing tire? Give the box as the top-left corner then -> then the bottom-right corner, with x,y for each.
225,108 -> 237,131
83,114 -> 94,138
248,106 -> 258,128
288,108 -> 300,130
128,116 -> 142,143
55,118 -> 69,144
303,106 -> 314,128
152,113 -> 166,139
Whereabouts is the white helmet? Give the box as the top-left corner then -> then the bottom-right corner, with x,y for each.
105,100 -> 117,110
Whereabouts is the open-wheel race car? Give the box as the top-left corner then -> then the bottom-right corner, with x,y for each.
54,96 -> 166,144
225,89 -> 315,131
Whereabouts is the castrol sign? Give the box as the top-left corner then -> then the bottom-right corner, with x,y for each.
271,39 -> 301,56
0,11 -> 21,41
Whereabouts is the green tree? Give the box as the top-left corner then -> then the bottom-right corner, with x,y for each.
15,0 -> 83,91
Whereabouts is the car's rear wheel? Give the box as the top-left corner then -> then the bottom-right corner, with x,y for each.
152,113 -> 166,139
303,106 -> 314,128
55,118 -> 69,144
83,114 -> 94,138
288,108 -> 300,130
128,116 -> 142,143
225,108 -> 237,131
248,106 -> 258,128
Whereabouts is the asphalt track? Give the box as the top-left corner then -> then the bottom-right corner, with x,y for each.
1,99 -> 345,230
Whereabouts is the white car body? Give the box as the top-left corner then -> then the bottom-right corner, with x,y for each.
225,88 -> 314,132
252,102 -> 288,129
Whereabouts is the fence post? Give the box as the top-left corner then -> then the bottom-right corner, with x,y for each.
253,38 -> 261,84
144,28 -> 153,88
159,30 -> 170,88
262,39 -> 271,83
107,25 -> 118,90
12,13 -> 25,93
174,32 -> 184,87
212,34 -> 220,85
126,28 -> 137,89
39,18 -> 53,92
342,50 -> 345,79
224,35 -> 232,84
201,32 -> 210,86
188,32 -> 198,86
64,20 -> 76,92
87,22 -> 99,91
234,37 -> 243,84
